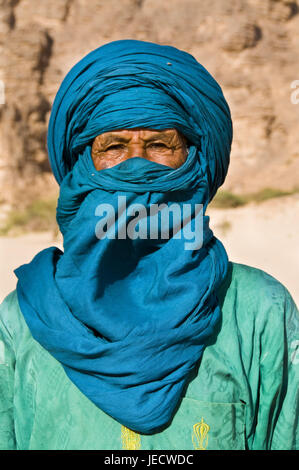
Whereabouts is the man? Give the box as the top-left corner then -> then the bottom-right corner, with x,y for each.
0,39 -> 298,451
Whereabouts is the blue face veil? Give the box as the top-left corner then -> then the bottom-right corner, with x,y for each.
15,40 -> 233,434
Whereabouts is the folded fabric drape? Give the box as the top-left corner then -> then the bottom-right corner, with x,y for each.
15,40 -> 233,434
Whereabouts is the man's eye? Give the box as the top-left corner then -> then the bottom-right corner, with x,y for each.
148,142 -> 168,149
106,144 -> 124,151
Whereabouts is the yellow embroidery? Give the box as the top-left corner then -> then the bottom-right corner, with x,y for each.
192,417 -> 210,450
121,425 -> 141,450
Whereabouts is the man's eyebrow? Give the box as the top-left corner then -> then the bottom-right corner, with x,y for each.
98,130 -> 179,146
99,135 -> 129,146
143,133 -> 173,142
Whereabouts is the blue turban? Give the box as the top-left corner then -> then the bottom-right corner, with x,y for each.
15,40 -> 233,434
48,39 -> 232,199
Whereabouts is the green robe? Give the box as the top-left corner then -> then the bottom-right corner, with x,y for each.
0,262 -> 298,450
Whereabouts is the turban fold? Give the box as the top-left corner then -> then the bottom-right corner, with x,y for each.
15,40 -> 232,434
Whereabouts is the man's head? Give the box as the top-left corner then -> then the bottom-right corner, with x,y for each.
48,39 -> 233,199
91,128 -> 188,170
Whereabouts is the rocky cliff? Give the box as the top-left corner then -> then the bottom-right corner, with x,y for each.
1,0 -> 299,209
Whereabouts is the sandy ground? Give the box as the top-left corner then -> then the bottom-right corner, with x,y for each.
208,195 -> 299,308
0,195 -> 298,307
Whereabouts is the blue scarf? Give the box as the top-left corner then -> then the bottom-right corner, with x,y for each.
15,40 -> 232,434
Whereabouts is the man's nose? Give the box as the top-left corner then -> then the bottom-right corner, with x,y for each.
127,143 -> 147,159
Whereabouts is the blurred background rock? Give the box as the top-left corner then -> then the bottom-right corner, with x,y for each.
0,0 -> 298,304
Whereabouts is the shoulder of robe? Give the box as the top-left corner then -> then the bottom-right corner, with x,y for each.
218,261 -> 298,337
1,266 -> 298,352
0,289 -> 30,346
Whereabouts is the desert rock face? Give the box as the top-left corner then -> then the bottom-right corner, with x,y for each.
0,0 -> 299,207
